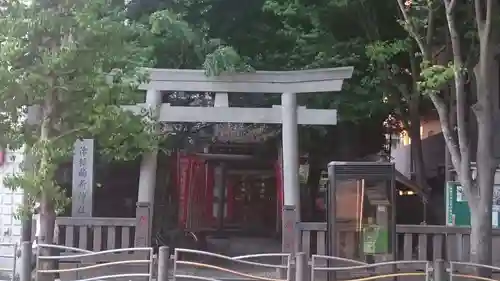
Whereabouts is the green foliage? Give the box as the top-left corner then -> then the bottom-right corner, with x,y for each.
203,46 -> 254,76
129,0 -> 396,121
366,40 -> 410,64
150,9 -> 197,43
126,0 -> 408,158
418,62 -> 455,94
0,0 -> 177,215
260,0 -> 402,121
0,0 -> 255,217
147,7 -> 253,74
365,39 -> 414,120
397,0 -> 435,37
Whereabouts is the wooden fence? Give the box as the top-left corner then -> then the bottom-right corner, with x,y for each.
54,217 -> 136,251
49,217 -> 500,267
298,222 -> 500,265
396,224 -> 500,262
49,217 -> 143,281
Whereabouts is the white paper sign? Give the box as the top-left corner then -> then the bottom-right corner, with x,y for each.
493,186 -> 500,212
72,139 -> 94,217
456,186 -> 465,202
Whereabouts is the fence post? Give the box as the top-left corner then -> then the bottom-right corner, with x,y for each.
12,243 -> 17,281
20,241 -> 32,281
295,252 -> 308,281
158,246 -> 170,281
433,259 -> 445,281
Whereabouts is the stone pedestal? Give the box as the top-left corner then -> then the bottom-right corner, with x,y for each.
135,202 -> 151,247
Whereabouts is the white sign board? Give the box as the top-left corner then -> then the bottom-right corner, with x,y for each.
72,139 -> 94,217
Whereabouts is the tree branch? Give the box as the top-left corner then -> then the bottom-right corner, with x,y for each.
446,0 -> 457,14
425,5 -> 435,56
428,92 -> 462,167
409,48 -> 420,90
474,0 -> 484,31
443,1 -> 475,193
51,126 -> 90,142
483,0 -> 493,45
396,0 -> 427,56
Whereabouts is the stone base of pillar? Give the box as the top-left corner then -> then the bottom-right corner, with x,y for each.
135,202 -> 152,247
282,205 -> 298,256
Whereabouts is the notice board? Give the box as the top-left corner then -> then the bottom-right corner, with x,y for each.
446,181 -> 500,227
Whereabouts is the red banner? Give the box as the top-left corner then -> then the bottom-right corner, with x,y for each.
177,155 -> 193,226
275,156 -> 283,212
226,178 -> 234,221
205,163 -> 215,221
177,155 -> 217,229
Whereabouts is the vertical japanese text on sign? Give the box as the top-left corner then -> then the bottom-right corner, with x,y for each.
72,139 -> 94,217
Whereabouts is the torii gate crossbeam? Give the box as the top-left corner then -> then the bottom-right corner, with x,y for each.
122,103 -> 338,124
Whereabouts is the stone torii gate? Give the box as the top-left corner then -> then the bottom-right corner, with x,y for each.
124,67 -> 353,251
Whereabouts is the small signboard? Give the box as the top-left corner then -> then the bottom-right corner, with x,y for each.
362,223 -> 388,254
445,181 -> 500,227
72,139 -> 94,217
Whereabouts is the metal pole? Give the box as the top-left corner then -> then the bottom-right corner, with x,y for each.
433,259 -> 445,281
391,164 -> 397,281
12,243 -> 17,281
157,246 -> 170,281
295,252 -> 308,281
281,93 -> 300,214
22,107 -> 38,244
327,163 -> 337,281
20,106 -> 38,281
21,186 -> 33,242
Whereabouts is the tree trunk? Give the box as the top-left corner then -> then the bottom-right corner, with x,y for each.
421,0 -> 498,274
39,194 -> 56,246
440,2 -> 495,273
470,54 -> 496,274
38,87 -> 58,281
39,192 -> 57,281
470,196 -> 492,270
472,116 -> 494,268
470,125 -> 494,274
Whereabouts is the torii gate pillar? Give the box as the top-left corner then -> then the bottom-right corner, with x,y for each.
135,89 -> 161,247
281,93 -> 300,212
137,89 -> 162,204
126,67 -> 354,249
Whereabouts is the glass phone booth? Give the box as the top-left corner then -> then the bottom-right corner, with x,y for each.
326,162 -> 396,264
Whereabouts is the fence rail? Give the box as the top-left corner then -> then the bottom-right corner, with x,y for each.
35,243 -> 153,281
27,244 -> 500,281
297,222 -> 500,265
312,259 -> 430,281
172,248 -> 292,281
